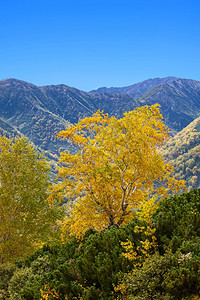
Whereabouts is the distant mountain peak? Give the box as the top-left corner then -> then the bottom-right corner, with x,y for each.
0,78 -> 37,89
1,78 -> 29,84
90,76 -> 178,98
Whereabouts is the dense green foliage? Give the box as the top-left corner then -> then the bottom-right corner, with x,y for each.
1,189 -> 200,299
154,188 -> 200,253
0,222 -> 144,299
122,189 -> 200,300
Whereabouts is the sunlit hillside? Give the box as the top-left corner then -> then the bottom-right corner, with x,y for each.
161,117 -> 200,190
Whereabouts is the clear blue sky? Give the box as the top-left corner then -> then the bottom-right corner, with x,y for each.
0,0 -> 200,91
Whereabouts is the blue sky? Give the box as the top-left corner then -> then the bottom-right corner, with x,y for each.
0,0 -> 200,91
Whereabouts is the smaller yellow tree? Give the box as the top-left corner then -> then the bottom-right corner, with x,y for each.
52,105 -> 185,238
0,136 -> 63,263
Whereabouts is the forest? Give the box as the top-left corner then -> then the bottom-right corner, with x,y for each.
0,105 -> 200,299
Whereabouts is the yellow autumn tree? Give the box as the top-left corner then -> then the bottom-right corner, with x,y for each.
0,136 -> 63,263
52,104 -> 185,238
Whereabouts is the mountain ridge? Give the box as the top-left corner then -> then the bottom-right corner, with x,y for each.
90,76 -> 177,98
0,76 -> 200,160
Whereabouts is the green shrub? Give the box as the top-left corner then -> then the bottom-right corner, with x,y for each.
8,267 -> 34,299
153,189 -> 200,253
119,252 -> 173,299
3,219 -> 150,299
0,263 -> 16,299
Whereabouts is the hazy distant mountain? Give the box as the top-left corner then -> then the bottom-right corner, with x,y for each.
161,116 -> 200,190
90,77 -> 177,98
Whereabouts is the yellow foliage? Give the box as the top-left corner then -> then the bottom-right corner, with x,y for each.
121,226 -> 157,267
136,196 -> 158,225
52,105 -> 186,238
40,284 -> 59,299
113,282 -> 128,299
121,194 -> 159,266
0,136 -> 63,263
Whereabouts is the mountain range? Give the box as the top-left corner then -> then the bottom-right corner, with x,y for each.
0,76 -> 200,179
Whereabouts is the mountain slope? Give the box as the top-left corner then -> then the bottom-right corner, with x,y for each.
0,118 -> 21,138
0,79 -> 72,158
40,84 -> 95,123
161,117 -> 200,190
137,78 -> 200,132
91,77 -> 200,132
41,85 -> 139,122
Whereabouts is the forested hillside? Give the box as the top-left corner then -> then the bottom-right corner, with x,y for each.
161,116 -> 200,190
